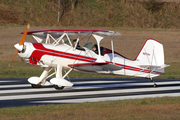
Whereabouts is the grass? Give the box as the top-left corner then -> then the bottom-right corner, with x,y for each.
163,62 -> 180,79
1,26 -> 180,79
0,97 -> 180,119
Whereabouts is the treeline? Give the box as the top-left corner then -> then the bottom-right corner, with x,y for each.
0,0 -> 180,28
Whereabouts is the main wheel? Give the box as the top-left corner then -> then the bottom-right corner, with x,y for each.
54,85 -> 64,90
31,84 -> 41,88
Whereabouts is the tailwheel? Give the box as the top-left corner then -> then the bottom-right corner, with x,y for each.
54,85 -> 64,90
150,78 -> 157,88
31,84 -> 41,88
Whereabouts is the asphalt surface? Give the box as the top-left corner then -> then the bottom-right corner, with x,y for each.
0,78 -> 180,108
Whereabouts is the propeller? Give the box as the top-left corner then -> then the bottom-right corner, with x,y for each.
9,24 -> 30,66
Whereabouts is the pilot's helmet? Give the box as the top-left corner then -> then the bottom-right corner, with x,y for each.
93,44 -> 98,49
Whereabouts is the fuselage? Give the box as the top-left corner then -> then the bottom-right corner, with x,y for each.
18,42 -> 162,78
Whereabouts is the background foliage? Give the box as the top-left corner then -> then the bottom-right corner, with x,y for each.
0,0 -> 180,28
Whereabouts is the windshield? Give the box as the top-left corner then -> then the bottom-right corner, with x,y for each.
64,39 -> 74,46
83,42 -> 94,50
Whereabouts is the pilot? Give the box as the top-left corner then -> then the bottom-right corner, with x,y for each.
73,39 -> 85,51
73,39 -> 80,48
93,44 -> 98,54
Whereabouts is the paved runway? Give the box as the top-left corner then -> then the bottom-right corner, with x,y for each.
0,78 -> 180,108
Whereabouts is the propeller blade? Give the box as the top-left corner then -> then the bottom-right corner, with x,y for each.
19,23 -> 30,45
9,49 -> 18,67
9,24 -> 30,66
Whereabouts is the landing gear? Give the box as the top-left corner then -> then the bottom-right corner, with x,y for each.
54,85 -> 64,90
150,78 -> 157,88
50,65 -> 73,90
28,67 -> 52,88
28,65 -> 73,90
31,84 -> 41,88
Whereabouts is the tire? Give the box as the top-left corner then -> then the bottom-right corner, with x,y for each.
54,85 -> 64,90
31,84 -> 41,88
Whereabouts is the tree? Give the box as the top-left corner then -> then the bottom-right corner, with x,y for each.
70,0 -> 78,11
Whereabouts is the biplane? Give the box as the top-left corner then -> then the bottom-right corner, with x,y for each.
10,24 -> 169,89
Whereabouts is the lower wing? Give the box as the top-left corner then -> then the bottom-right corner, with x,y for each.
68,62 -> 122,72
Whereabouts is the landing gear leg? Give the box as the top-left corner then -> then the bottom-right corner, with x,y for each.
150,78 -> 157,88
54,64 -> 65,90
50,65 -> 73,90
28,67 -> 52,88
40,67 -> 52,85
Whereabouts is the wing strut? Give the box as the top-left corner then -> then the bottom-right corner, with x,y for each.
111,36 -> 115,62
92,34 -> 105,62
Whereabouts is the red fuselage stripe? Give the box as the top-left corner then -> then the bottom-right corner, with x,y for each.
29,43 -> 96,64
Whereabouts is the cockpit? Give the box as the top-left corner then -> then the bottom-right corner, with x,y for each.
83,42 -> 104,56
64,39 -> 104,56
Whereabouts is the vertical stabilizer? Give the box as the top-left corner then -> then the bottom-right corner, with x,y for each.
136,39 -> 165,68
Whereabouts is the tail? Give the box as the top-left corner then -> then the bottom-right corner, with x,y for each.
135,39 -> 169,74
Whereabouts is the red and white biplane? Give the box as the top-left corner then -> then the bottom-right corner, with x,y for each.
10,24 -> 169,89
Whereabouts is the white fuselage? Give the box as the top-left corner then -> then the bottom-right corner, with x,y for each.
18,42 -> 162,78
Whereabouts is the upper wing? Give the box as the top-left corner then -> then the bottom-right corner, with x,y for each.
68,62 -> 122,72
24,29 -> 121,38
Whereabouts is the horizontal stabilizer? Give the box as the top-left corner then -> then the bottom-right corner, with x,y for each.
139,64 -> 170,69
50,78 -> 73,87
68,62 -> 122,72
